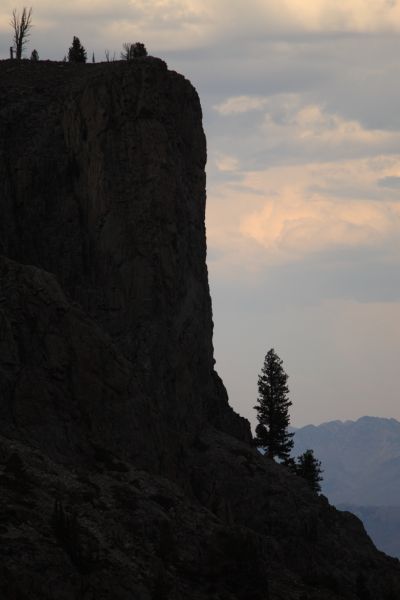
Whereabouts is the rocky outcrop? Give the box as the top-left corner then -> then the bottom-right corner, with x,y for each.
0,58 -> 399,599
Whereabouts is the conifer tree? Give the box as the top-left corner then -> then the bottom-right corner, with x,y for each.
30,49 -> 38,61
132,42 -> 147,57
296,449 -> 323,493
121,42 -> 148,60
68,36 -> 87,63
254,348 -> 294,460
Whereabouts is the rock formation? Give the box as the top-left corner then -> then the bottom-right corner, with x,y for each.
0,58 -> 399,599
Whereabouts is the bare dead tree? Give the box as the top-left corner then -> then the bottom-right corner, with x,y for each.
121,42 -> 134,61
10,7 -> 33,60
104,49 -> 116,62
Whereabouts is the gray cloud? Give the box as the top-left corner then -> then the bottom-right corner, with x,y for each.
378,176 -> 400,189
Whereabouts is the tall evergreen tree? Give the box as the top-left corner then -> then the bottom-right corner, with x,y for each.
68,36 -> 87,63
296,449 -> 323,493
254,348 -> 294,460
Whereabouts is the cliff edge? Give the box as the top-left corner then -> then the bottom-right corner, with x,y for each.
0,58 -> 399,599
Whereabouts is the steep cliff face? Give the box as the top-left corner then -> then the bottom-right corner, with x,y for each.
0,59 -> 399,599
0,58 -> 249,473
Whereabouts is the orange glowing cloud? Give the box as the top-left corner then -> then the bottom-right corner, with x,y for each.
207,155 -> 400,274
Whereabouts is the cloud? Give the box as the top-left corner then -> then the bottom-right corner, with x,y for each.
378,175 -> 400,189
263,101 -> 387,145
214,95 -> 268,115
241,183 -> 397,258
207,87 -> 400,277
215,154 -> 240,172
270,0 -> 400,33
0,0 -> 213,55
261,95 -> 399,162
3,0 -> 400,59
207,154 -> 400,277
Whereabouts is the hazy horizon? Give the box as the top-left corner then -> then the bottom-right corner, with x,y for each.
1,1 -> 400,429
291,414 -> 400,429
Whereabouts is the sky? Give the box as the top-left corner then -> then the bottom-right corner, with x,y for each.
1,1 -> 400,428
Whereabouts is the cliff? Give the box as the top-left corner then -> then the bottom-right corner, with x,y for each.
0,58 -> 399,599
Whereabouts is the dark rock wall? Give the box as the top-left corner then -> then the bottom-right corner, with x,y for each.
0,59 -> 250,471
0,255 -> 158,469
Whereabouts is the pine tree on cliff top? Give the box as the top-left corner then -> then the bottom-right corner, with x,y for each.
68,36 -> 87,63
254,348 -> 294,461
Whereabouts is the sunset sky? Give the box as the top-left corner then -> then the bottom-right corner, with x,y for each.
1,1 -> 400,427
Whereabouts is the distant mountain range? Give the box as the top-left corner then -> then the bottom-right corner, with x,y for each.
292,416 -> 400,557
336,505 -> 400,559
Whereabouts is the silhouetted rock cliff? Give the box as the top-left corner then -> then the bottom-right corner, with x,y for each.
0,59 -> 399,599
